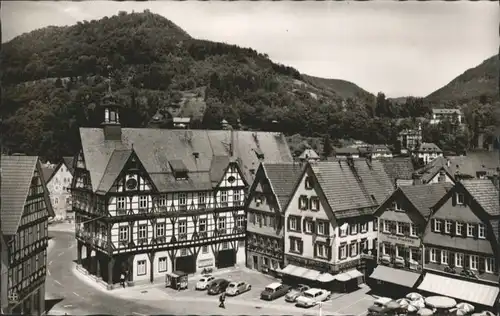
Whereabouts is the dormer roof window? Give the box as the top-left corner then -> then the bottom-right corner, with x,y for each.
169,160 -> 189,180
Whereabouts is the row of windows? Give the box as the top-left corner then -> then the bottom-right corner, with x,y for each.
382,220 -> 419,237
118,216 -> 245,241
288,216 -> 330,236
13,222 -> 47,252
116,191 -> 242,210
9,251 -> 46,287
297,195 -> 320,211
289,237 -> 375,260
380,243 -> 420,263
248,212 -> 279,229
433,219 -> 486,239
428,248 -> 496,273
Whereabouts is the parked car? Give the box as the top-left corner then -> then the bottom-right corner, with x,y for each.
207,279 -> 230,295
225,281 -> 252,296
296,288 -> 331,308
285,284 -> 310,302
195,275 -> 215,290
260,282 -> 291,301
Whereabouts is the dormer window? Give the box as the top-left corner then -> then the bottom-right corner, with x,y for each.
456,193 -> 465,205
169,160 -> 189,180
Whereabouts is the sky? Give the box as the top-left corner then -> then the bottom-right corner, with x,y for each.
2,1 -> 498,98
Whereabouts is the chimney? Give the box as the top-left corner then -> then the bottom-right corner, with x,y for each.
193,152 -> 199,159
413,173 -> 423,185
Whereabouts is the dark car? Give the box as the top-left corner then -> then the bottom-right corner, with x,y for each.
260,282 -> 291,301
207,279 -> 230,295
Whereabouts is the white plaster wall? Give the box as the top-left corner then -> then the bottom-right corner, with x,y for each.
133,253 -> 150,282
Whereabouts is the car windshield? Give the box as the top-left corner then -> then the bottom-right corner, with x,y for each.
200,278 -> 207,282
228,284 -> 236,288
303,293 -> 314,298
264,287 -> 275,292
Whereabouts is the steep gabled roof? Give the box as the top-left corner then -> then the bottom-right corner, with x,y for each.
262,162 -> 303,210
79,128 -> 293,193
1,155 -> 54,235
309,159 -> 394,218
62,156 -> 75,175
400,183 -> 452,218
41,166 -> 56,184
417,142 -> 442,153
96,149 -> 133,194
461,180 -> 499,216
299,149 -> 319,160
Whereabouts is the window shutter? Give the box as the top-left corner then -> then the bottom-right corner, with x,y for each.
313,244 -> 317,257
287,217 -> 291,231
324,224 -> 330,236
452,193 -> 457,206
451,222 -> 456,236
311,222 -> 316,235
464,254 -> 470,268
390,222 -> 396,234
462,223 -> 467,237
356,223 -> 360,234
436,249 -> 441,264
327,246 -> 332,260
425,249 -> 430,264
299,240 -> 303,254
309,198 -> 313,210
449,252 -> 455,267
431,219 -> 435,232
303,219 -> 307,232
297,197 -> 301,209
473,225 -> 478,239
479,257 -> 485,272
338,246 -> 342,260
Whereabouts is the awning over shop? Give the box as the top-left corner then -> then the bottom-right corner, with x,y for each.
417,273 -> 499,307
280,264 -> 321,281
317,273 -> 335,283
369,265 -> 420,288
333,269 -> 364,282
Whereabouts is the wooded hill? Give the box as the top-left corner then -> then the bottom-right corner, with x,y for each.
1,11 -> 497,161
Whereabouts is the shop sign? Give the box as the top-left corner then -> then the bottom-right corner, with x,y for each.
198,258 -> 213,268
336,258 -> 361,271
380,234 -> 419,246
286,255 -> 330,272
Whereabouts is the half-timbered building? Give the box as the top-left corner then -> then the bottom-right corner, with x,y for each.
71,94 -> 293,288
0,155 -> 54,315
245,162 -> 303,275
281,158 -> 394,292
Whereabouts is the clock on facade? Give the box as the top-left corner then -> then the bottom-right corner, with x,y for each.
227,176 -> 236,183
126,178 -> 138,190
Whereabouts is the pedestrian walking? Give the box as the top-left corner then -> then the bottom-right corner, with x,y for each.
120,272 -> 126,288
219,292 -> 226,308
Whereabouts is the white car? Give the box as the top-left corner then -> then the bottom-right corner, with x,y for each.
296,288 -> 331,307
195,275 -> 215,290
225,281 -> 251,296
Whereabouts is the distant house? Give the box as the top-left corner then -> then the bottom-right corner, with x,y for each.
172,117 -> 191,129
414,142 -> 443,165
414,151 -> 500,184
398,125 -> 422,153
430,108 -> 464,125
379,157 -> 415,187
42,157 -> 75,220
370,145 -> 393,159
298,149 -> 320,162
334,147 -> 360,158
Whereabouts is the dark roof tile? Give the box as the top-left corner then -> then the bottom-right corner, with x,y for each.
96,149 -> 133,194
80,128 -> 292,193
62,156 -> 75,175
312,159 -> 394,216
262,162 -> 303,209
461,179 -> 499,216
379,157 -> 415,182
400,183 -> 452,218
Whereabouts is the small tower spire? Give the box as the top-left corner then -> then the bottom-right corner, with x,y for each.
100,65 -> 123,141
